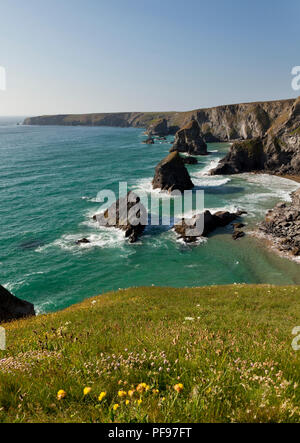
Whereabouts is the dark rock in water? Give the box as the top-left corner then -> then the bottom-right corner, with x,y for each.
211,138 -> 265,175
174,209 -> 243,242
182,156 -> 198,165
143,136 -> 155,145
148,118 -> 169,137
170,119 -> 207,155
152,151 -> 194,193
93,192 -> 147,243
76,238 -> 90,245
259,188 -> 300,254
232,230 -> 245,240
233,222 -> 245,229
211,97 -> 300,176
20,239 -> 44,250
0,285 -> 35,323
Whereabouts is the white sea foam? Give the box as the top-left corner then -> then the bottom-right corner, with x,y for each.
52,228 -> 126,251
132,177 -> 174,198
192,176 -> 231,187
242,173 -> 300,202
195,158 -> 222,176
175,234 -> 208,246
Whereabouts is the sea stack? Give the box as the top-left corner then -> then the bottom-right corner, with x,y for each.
171,119 -> 208,155
174,210 -> 243,243
93,192 -> 147,243
147,118 -> 169,137
152,151 -> 194,193
0,285 -> 35,323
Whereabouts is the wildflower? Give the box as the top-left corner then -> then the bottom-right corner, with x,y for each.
125,400 -> 130,406
136,383 -> 147,393
128,390 -> 135,398
57,390 -> 67,401
137,399 -> 142,406
118,390 -> 127,398
113,404 -> 120,411
153,389 -> 159,394
98,392 -> 107,402
174,383 -> 184,393
83,387 -> 92,396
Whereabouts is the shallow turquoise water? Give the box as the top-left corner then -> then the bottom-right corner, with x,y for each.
1,118 -> 300,313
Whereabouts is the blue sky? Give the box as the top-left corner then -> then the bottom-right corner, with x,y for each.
0,0 -> 299,116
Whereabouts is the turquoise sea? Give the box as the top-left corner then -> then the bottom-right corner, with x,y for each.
1,117 -> 300,314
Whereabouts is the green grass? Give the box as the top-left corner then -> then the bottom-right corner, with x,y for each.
1,285 -> 300,423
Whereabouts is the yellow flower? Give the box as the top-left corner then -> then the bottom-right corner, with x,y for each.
125,400 -> 130,406
137,399 -> 142,406
113,404 -> 120,411
118,390 -> 127,398
83,387 -> 92,396
98,392 -> 107,402
174,383 -> 184,393
57,390 -> 67,401
128,390 -> 135,398
136,383 -> 148,393
152,389 -> 159,394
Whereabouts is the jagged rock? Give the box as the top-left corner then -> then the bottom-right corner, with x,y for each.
211,138 -> 265,175
0,285 -> 35,323
170,119 -> 208,155
233,222 -> 245,229
212,97 -> 300,176
147,118 -> 169,137
259,188 -> 300,254
143,137 -> 155,145
232,230 -> 245,240
174,210 -> 243,242
182,156 -> 198,165
76,238 -> 90,245
152,151 -> 194,193
93,192 -> 147,243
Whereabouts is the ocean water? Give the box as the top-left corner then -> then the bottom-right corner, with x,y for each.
1,117 -> 300,314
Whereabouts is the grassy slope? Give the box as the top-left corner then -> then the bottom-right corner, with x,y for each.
1,285 -> 300,423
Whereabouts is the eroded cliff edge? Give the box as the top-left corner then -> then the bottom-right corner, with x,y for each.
212,97 -> 300,175
23,98 -> 294,142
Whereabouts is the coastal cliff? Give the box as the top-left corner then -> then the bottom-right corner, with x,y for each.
212,97 -> 300,176
23,98 -> 294,141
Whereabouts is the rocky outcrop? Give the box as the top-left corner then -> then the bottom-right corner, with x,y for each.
211,138 -> 265,174
152,151 -> 194,193
182,156 -> 198,165
147,118 -> 169,137
76,238 -> 90,245
259,188 -> 300,256
142,136 -> 155,145
170,119 -> 208,155
93,192 -> 147,243
0,285 -> 35,323
212,97 -> 300,176
174,210 -> 244,243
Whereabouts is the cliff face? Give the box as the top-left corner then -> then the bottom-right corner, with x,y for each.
23,98 -> 294,141
170,119 -> 207,155
212,97 -> 300,175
